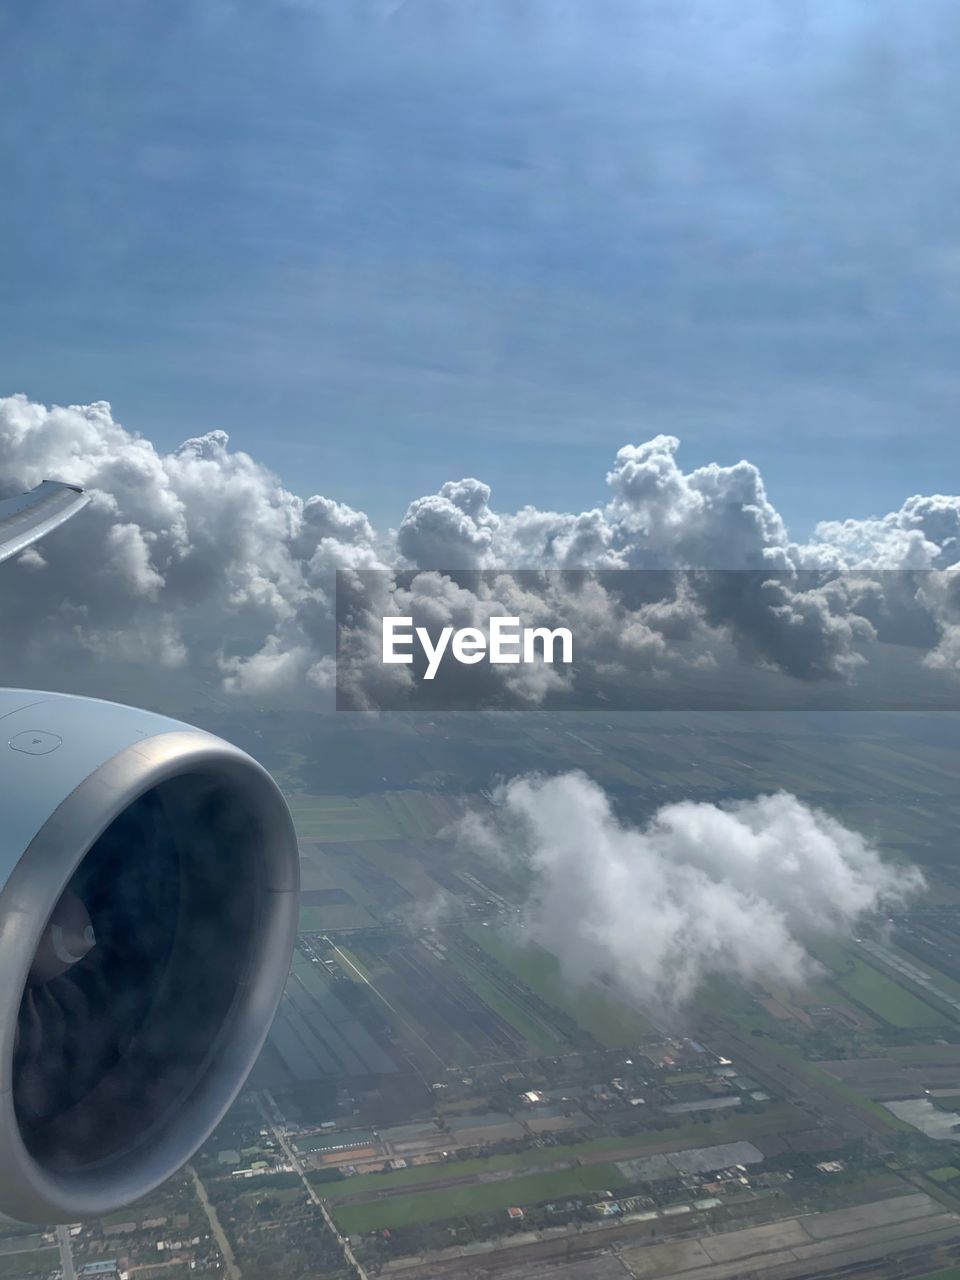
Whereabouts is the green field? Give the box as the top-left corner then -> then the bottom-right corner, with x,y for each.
0,1249 -> 58,1279
444,947 -> 567,1055
837,957 -> 945,1028
286,794 -> 400,841
0,1240 -> 46,1259
380,791 -> 454,839
804,939 -> 945,1029
465,925 -> 653,1047
287,790 -> 459,844
321,1102 -> 810,1204
750,1039 -> 914,1134
326,1142 -> 628,1203
332,1163 -> 627,1234
297,901 -> 378,931
889,1045 -> 960,1066
883,939 -> 960,1003
350,838 -> 449,899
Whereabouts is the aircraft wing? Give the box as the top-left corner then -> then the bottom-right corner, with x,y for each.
0,480 -> 90,565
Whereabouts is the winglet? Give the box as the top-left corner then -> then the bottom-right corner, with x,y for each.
0,480 -> 91,565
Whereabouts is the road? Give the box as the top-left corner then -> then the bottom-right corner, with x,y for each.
256,1091 -> 366,1280
188,1163 -> 241,1280
55,1226 -> 76,1280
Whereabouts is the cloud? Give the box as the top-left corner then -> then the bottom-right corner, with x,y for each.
459,772 -> 925,1010
0,392 -> 957,700
398,436 -> 793,573
798,495 -> 960,570
604,436 -> 791,570
0,394 -> 380,691
917,570 -> 960,676
397,478 -> 500,570
691,571 -> 876,682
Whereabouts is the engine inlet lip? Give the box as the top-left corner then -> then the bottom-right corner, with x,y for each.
0,730 -> 298,1223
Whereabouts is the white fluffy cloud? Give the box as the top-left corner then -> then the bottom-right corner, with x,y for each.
396,434 -> 960,575
397,478 -> 500,569
0,394 -> 381,690
1,392 -> 957,697
460,772 -> 925,1008
396,436 -> 794,572
800,495 -> 960,571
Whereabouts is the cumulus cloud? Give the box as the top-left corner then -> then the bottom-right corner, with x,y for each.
460,772 -> 925,1010
0,393 -> 382,692
798,495 -> 960,571
398,435 -> 794,573
397,478 -> 500,570
336,569 -> 580,710
395,433 -> 960,579
388,433 -> 958,696
1,392 -> 958,700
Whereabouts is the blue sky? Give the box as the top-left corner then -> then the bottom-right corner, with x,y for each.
1,0 -> 957,533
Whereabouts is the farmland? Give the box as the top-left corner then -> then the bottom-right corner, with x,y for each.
316,929 -> 579,1068
464,924 -> 654,1048
152,706 -> 960,1278
805,938 -> 948,1030
0,1248 -> 59,1280
257,950 -> 399,1090
331,1164 -> 627,1234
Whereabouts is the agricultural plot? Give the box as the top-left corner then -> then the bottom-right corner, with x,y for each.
380,790 -> 462,839
0,1248 -> 59,1279
285,793 -> 400,841
751,1038 -> 915,1135
620,1191 -> 957,1280
298,900 -> 379,932
889,1044 -> 960,1067
835,959 -> 944,1028
349,839 -> 446,902
265,954 -> 397,1085
333,932 -> 571,1067
329,1102 -> 845,1241
321,1104 -> 809,1211
0,1232 -> 60,1280
0,1240 -> 47,1258
803,938 -> 946,1029
443,936 -> 573,1055
331,1163 -> 628,1234
299,844 -> 379,904
894,910 -> 960,995
287,790 -> 461,844
464,923 -> 654,1048
886,935 -> 960,1003
300,832 -> 479,927
818,1057 -> 926,1099
323,1151 -> 576,1203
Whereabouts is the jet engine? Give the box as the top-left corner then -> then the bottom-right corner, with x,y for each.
0,689 -> 299,1223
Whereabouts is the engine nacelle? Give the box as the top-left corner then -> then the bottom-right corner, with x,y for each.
0,690 -> 299,1223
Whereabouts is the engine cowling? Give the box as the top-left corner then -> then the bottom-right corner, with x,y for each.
0,689 -> 299,1223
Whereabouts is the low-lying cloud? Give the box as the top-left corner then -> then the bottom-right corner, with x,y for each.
459,773 -> 925,1010
1,393 -> 958,699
